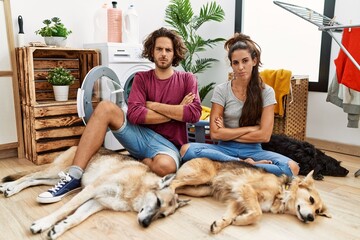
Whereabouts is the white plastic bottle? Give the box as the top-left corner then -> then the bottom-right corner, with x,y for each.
124,4 -> 140,44
94,3 -> 108,43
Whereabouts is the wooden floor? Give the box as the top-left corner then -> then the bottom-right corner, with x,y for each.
0,151 -> 359,240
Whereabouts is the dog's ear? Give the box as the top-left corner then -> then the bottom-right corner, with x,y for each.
300,170 -> 315,187
177,197 -> 191,208
159,174 -> 176,189
317,204 -> 332,218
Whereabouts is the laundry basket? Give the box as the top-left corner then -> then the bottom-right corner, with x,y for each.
187,120 -> 217,144
186,77 -> 309,143
272,77 -> 309,141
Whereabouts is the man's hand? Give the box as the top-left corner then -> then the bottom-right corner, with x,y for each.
146,92 -> 195,110
144,92 -> 196,123
180,93 -> 195,105
146,101 -> 157,110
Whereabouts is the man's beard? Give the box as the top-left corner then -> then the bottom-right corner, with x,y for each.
154,58 -> 172,69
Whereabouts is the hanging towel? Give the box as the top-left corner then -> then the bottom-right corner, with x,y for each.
334,27 -> 360,92
326,74 -> 360,128
260,69 -> 292,116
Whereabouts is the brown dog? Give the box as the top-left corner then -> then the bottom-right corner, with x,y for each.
171,158 -> 331,234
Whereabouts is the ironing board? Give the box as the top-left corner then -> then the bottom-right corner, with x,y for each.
274,1 -> 360,71
77,66 -> 126,126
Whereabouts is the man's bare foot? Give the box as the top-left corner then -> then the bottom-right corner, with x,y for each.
243,158 -> 272,165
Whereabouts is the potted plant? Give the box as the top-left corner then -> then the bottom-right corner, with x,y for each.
35,17 -> 72,47
47,67 -> 75,101
165,0 -> 225,102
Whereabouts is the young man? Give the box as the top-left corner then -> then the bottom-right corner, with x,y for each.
37,27 -> 202,204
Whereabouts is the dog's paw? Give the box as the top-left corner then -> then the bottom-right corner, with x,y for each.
47,226 -> 61,240
0,182 -> 18,197
313,174 -> 324,181
46,220 -> 67,240
0,183 -> 6,193
30,219 -> 53,234
210,219 -> 227,234
210,221 -> 220,234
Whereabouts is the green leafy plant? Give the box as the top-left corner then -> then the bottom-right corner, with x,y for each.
47,67 -> 75,86
165,0 -> 225,102
35,17 -> 72,38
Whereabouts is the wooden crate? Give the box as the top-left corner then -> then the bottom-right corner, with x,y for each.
16,47 -> 100,105
15,47 -> 100,164
22,102 -> 84,164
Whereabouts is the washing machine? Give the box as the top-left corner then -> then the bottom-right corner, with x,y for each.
78,43 -> 154,150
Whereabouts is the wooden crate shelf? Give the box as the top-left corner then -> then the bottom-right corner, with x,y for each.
16,47 -> 99,105
15,47 -> 100,164
22,102 -> 85,164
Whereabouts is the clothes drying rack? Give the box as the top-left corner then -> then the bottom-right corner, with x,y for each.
274,1 -> 360,71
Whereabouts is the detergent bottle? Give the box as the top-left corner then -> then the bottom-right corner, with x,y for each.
124,4 -> 140,44
107,1 -> 122,42
93,3 -> 108,43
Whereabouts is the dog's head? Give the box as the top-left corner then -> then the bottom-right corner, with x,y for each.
315,149 -> 349,177
137,174 -> 189,228
288,170 -> 331,222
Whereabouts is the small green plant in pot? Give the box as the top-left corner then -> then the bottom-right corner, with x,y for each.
47,67 -> 75,101
35,17 -> 72,47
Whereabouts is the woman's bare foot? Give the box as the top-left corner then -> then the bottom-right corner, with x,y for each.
243,158 -> 272,165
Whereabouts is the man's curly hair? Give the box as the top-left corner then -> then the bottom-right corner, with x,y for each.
142,27 -> 187,67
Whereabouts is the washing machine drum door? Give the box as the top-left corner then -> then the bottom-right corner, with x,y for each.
77,66 -> 126,125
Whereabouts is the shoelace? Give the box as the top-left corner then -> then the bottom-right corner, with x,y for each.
49,171 -> 72,193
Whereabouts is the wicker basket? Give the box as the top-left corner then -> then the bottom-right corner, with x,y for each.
187,77 -> 309,143
273,78 -> 308,141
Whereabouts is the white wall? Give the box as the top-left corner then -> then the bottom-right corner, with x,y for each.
0,1 -> 17,144
8,0 -> 360,147
9,0 -> 234,94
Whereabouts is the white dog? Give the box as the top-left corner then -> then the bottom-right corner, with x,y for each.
0,147 -> 188,239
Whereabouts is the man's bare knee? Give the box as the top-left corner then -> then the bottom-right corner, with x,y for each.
288,160 -> 299,176
151,155 -> 177,177
93,101 -> 125,130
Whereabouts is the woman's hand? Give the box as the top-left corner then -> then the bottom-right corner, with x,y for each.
215,116 -> 224,128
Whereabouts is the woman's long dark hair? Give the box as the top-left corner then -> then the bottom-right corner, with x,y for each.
142,27 -> 187,67
224,33 -> 264,127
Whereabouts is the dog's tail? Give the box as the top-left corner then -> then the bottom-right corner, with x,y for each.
1,165 -> 48,182
2,172 -> 29,182
2,146 -> 77,183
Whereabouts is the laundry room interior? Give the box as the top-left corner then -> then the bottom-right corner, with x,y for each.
2,0 -> 359,154
0,0 -> 360,239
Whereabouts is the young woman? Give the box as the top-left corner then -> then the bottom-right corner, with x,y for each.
180,33 -> 299,177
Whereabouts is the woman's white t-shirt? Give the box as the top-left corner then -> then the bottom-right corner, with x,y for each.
211,80 -> 276,128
